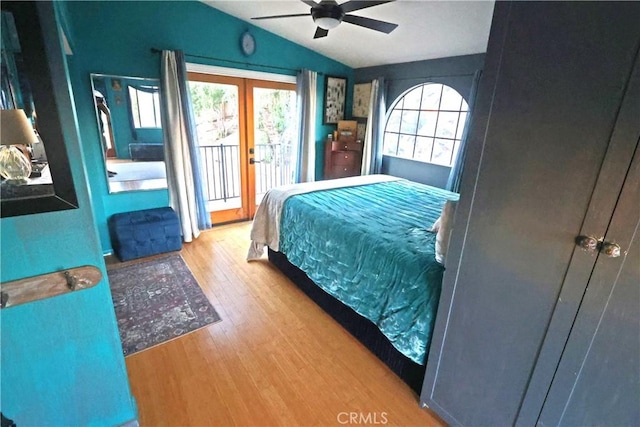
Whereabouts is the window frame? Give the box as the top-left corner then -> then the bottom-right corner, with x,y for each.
383,83 -> 469,167
128,84 -> 162,129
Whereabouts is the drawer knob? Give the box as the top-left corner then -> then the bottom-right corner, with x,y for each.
601,242 -> 621,258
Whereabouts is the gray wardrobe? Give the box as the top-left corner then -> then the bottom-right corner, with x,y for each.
421,2 -> 640,426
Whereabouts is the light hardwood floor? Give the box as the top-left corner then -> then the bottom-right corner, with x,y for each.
123,222 -> 445,426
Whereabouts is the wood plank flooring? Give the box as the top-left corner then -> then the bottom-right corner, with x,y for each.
123,222 -> 445,426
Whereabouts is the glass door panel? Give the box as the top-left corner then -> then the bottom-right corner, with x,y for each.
188,73 -> 248,223
248,81 -> 297,209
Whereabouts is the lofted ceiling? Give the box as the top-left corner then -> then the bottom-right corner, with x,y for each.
203,0 -> 495,69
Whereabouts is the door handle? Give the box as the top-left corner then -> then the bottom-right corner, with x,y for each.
249,158 -> 262,164
600,242 -> 621,258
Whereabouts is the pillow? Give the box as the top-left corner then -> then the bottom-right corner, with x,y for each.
432,200 -> 458,265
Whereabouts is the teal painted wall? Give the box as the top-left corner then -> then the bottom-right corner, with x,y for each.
61,0 -> 353,253
0,3 -> 136,425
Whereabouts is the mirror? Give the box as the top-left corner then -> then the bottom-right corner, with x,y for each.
90,74 -> 167,193
0,1 -> 78,217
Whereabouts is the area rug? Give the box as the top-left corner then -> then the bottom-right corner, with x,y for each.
107,254 -> 221,356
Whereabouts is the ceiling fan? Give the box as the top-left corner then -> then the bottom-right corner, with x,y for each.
251,0 -> 398,39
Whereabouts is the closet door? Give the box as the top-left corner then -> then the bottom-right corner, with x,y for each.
420,2 -> 640,426
536,143 -> 640,427
515,53 -> 640,425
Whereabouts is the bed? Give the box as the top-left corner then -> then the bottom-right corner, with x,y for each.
248,175 -> 458,393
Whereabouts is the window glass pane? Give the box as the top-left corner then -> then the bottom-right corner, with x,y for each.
414,136 -> 434,162
383,82 -> 467,167
456,112 -> 468,139
129,88 -> 140,127
440,85 -> 464,111
129,87 -> 161,128
154,93 -> 161,126
435,112 -> 459,138
386,109 -> 402,133
383,132 -> 399,155
421,84 -> 442,110
400,110 -> 419,135
432,138 -> 454,165
397,134 -> 416,158
417,111 -> 438,137
138,91 -> 157,127
403,86 -> 422,110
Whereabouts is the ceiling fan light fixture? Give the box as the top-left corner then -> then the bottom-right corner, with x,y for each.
314,16 -> 341,30
311,2 -> 344,30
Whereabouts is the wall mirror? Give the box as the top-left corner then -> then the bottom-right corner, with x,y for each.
0,1 -> 78,217
90,74 -> 167,193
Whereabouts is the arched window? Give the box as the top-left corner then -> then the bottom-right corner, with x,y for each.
383,83 -> 468,166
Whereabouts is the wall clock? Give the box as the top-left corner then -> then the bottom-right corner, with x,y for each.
240,31 -> 256,56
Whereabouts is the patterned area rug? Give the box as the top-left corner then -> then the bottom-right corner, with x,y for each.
107,254 -> 220,356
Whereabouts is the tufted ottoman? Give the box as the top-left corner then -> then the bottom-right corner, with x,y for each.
108,207 -> 182,261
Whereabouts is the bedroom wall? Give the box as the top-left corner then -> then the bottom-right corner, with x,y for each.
354,53 -> 485,189
58,0 -> 353,254
0,3 -> 136,425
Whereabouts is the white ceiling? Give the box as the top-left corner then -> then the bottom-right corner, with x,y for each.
203,0 -> 495,68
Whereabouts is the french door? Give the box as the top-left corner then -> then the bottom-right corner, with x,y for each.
188,72 -> 297,224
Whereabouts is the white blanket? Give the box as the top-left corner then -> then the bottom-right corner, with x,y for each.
247,174 -> 399,260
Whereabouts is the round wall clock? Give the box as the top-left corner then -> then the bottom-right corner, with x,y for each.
240,31 -> 256,56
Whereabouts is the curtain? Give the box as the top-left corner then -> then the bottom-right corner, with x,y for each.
446,70 -> 482,193
295,69 -> 317,183
361,77 -> 386,175
160,50 -> 211,242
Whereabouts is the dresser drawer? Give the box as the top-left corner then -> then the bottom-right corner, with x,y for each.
330,164 -> 358,178
332,140 -> 362,152
332,151 -> 358,166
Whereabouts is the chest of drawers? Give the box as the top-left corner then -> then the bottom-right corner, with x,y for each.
324,137 -> 363,179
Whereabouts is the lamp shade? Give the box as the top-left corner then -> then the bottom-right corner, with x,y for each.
1,109 -> 37,146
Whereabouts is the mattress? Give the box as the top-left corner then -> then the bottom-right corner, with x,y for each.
278,179 -> 458,364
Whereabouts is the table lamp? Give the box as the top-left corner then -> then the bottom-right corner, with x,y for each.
0,109 -> 37,183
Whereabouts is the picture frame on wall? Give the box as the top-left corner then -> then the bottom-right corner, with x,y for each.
352,83 -> 372,118
357,122 -> 367,140
323,75 -> 347,124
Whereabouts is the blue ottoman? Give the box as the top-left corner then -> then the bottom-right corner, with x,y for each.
108,207 -> 182,261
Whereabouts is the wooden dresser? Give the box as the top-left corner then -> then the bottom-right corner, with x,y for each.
324,136 -> 363,180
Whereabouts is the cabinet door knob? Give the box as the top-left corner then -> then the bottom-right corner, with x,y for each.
600,242 -> 621,258
576,235 -> 599,252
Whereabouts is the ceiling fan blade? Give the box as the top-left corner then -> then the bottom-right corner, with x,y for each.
314,27 -> 329,39
340,0 -> 395,14
299,0 -> 318,7
342,14 -> 398,33
252,13 -> 310,20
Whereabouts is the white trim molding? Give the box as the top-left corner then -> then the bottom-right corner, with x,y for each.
186,63 -> 297,84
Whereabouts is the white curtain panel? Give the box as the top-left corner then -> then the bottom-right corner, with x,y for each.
361,77 -> 385,175
296,69 -> 317,183
160,50 -> 204,242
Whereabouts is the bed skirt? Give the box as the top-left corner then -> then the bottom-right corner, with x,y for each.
268,248 -> 426,394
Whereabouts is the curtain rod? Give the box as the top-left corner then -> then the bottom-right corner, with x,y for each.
150,48 -> 316,75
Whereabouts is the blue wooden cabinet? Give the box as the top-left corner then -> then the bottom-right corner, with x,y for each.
421,2 -> 640,426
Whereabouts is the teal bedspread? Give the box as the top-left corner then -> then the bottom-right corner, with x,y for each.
279,179 -> 459,364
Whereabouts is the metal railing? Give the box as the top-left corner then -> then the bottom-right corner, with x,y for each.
254,143 -> 295,199
199,144 -> 241,203
198,142 -> 294,206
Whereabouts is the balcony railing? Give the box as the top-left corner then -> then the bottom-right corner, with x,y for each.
198,143 -> 294,207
